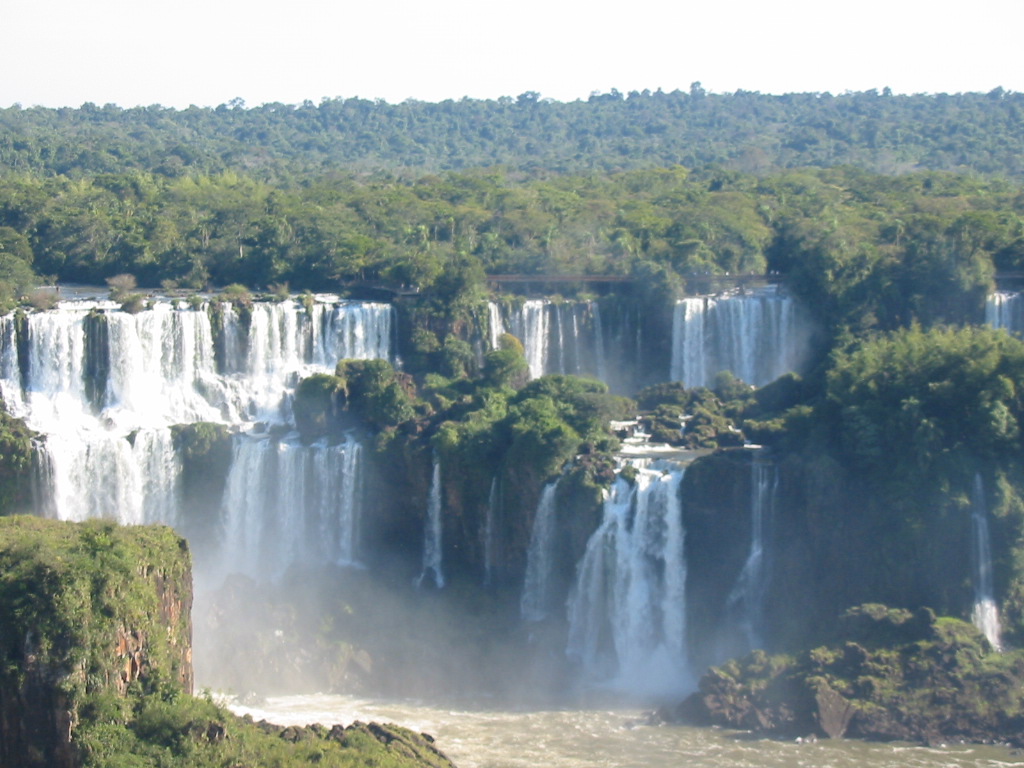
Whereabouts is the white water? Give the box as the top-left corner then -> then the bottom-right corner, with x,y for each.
1,296 -> 392,582
520,481 -> 560,621
227,693 -> 1022,768
969,475 -> 1002,651
670,287 -> 810,388
726,454 -> 777,652
489,300 -> 607,382
417,457 -> 445,589
567,461 -> 691,697
986,290 -> 1024,333
217,433 -> 364,582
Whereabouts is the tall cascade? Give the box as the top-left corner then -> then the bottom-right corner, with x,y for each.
520,481 -> 560,621
970,475 -> 1002,651
489,300 -> 607,383
726,454 -> 777,652
219,433 -> 364,582
566,460 -> 691,696
417,456 -> 445,589
986,291 -> 1024,334
669,286 -> 810,388
1,296 -> 393,584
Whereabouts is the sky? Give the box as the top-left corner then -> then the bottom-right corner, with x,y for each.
3,0 -> 1022,109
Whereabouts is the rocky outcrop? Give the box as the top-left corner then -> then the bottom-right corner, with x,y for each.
0,517 -> 192,768
669,604 -> 1024,746
255,719 -> 454,768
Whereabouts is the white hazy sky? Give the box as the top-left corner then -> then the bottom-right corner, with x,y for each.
3,0 -> 1022,109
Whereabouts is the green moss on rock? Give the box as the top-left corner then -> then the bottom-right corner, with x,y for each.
0,517 -> 192,768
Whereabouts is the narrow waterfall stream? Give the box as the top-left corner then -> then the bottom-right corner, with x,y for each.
970,475 -> 1002,650
417,456 -> 445,589
726,454 -> 777,652
520,480 -> 560,621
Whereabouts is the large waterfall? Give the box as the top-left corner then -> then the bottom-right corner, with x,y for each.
669,286 -> 810,388
1,296 -> 393,583
566,460 -> 690,696
970,475 -> 1002,651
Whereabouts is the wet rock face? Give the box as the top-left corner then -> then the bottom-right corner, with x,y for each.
0,517 -> 193,768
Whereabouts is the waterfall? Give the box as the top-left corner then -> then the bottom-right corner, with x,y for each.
1,296 -> 392,585
520,481 -> 560,621
218,432 -> 365,582
566,460 -> 691,695
489,300 -> 609,384
36,426 -> 180,526
986,291 -> 1024,334
507,300 -> 550,379
969,475 -> 1002,651
483,476 -> 498,586
726,454 -> 776,652
417,457 -> 445,589
669,287 -> 809,388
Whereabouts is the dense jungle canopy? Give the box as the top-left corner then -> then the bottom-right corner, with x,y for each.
0,89 -> 1023,324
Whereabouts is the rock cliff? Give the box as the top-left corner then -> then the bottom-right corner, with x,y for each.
0,516 -> 192,768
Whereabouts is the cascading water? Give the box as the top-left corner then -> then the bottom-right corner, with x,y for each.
726,454 -> 776,652
986,290 -> 1024,334
520,481 -> 560,621
566,460 -> 690,697
669,286 -> 810,388
218,433 -> 364,583
489,300 -> 608,383
483,476 -> 498,586
417,456 -> 445,589
969,474 -> 1002,650
1,295 -> 393,584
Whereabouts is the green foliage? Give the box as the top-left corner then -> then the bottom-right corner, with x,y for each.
0,408 -> 36,514
221,282 -> 252,306
6,91 -> 1024,181
294,362 -> 418,440
826,325 -> 1024,483
0,250 -> 40,312
106,273 -> 137,300
690,604 -> 1024,744
635,382 -> 745,448
439,334 -> 474,379
482,345 -> 530,390
0,517 -> 191,720
168,423 -> 233,542
75,688 -> 453,768
293,373 -> 345,441
334,359 -> 416,431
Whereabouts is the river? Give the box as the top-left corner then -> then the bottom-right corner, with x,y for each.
226,693 -> 1024,768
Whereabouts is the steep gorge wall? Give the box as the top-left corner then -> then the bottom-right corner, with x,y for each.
0,517 -> 192,768
680,448 -> 1024,666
